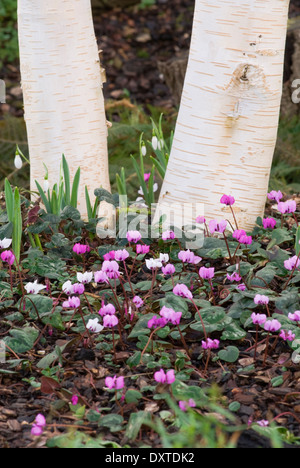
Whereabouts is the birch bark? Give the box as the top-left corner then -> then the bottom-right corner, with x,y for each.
18,0 -> 110,217
156,0 -> 290,232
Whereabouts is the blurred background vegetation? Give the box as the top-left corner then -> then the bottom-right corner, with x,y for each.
1,0 -> 300,201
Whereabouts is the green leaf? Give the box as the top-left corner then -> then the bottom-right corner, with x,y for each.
62,154 -> 71,206
70,167 -> 81,208
4,178 -> 14,221
98,414 -> 124,432
221,322 -> 246,341
296,226 -> 300,256
4,326 -> 39,353
218,346 -> 240,363
125,389 -> 143,404
125,411 -> 151,440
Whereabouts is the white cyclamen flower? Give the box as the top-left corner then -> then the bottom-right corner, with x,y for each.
86,318 -> 104,333
62,280 -> 74,295
77,271 -> 93,284
146,258 -> 163,270
0,238 -> 12,249
25,280 -> 46,295
159,253 -> 169,263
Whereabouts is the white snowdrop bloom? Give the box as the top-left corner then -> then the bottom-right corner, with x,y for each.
141,145 -> 147,156
14,154 -> 23,170
152,136 -> 158,151
153,183 -> 158,193
77,271 -> 93,284
62,280 -> 74,295
43,179 -> 49,192
25,280 -> 46,295
0,238 -> 12,249
86,318 -> 104,333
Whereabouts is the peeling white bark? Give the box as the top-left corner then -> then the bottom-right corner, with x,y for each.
157,0 -> 290,232
18,0 -> 110,217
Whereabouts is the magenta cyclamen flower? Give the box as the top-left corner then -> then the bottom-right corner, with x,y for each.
94,270 -> 109,284
173,284 -> 193,300
148,315 -> 167,329
1,250 -> 15,265
62,296 -> 80,309
162,230 -> 175,241
254,294 -> 269,305
71,395 -> 79,405
277,200 -> 297,214
251,313 -> 267,325
220,194 -> 235,206
179,399 -> 196,411
126,230 -> 142,243
31,413 -> 46,436
267,190 -> 283,204
102,260 -> 120,279
279,330 -> 295,342
154,369 -> 175,384
196,216 -> 206,224
136,244 -> 150,255
132,296 -> 144,308
105,375 -> 124,390
103,314 -> 119,328
199,266 -> 215,280
114,249 -> 130,262
201,338 -> 220,350
73,243 -> 90,255
72,283 -> 85,295
284,256 -> 300,271
160,306 -> 182,325
262,217 -> 277,230
103,251 -> 116,261
209,219 -> 227,234
99,303 -> 116,316
264,319 -> 281,332
178,250 -> 202,265
162,264 -> 176,276
227,272 -> 242,282
232,229 -> 246,241
288,311 -> 300,322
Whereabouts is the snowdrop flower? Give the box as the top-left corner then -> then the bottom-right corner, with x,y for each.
199,267 -> 215,280
148,315 -> 167,329
102,260 -> 120,279
25,280 -> 46,295
201,338 -> 220,350
86,318 -> 104,333
152,135 -> 158,151
284,256 -> 300,271
126,230 -> 142,244
159,253 -> 169,263
179,399 -> 196,411
277,200 -> 297,214
132,296 -> 144,308
105,375 -> 124,390
154,369 -> 175,384
262,217 -> 277,229
254,294 -> 269,305
162,264 -> 176,276
288,311 -> 300,322
264,319 -> 281,332
279,330 -> 295,342
94,270 -> 109,284
251,313 -> 267,325
114,249 -> 130,262
146,258 -> 163,270
103,314 -> 118,328
62,296 -> 80,309
1,250 -> 15,265
99,303 -> 116,316
160,306 -> 182,325
209,219 -> 227,234
173,283 -> 193,300
14,153 -> 23,170
162,230 -> 175,241
267,190 -> 283,204
141,144 -> 147,157
0,238 -> 12,249
76,271 -> 93,284
220,194 -> 235,206
136,244 -> 150,254
43,179 -> 49,193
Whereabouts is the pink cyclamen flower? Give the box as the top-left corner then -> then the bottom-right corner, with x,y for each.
136,244 -> 150,255
62,296 -> 80,309
148,315 -> 167,329
1,250 -> 15,265
144,172 -> 151,183
288,311 -> 300,322
114,249 -> 130,262
238,234 -> 252,245
209,219 -> 227,234
132,296 -> 144,308
126,230 -> 142,243
99,303 -> 116,316
102,260 -> 120,279
267,190 -> 283,204
277,200 -> 297,214
94,270 -> 109,284
103,251 -> 116,261
178,250 -> 202,265
179,399 -> 196,411
196,216 -> 206,224
154,369 -> 175,384
237,283 -> 246,291
162,264 -> 176,276
72,283 -> 85,295
201,338 -> 220,350
232,229 -> 247,242
73,243 -> 90,255
251,313 -> 267,325
160,306 -> 182,325
162,230 -> 175,241
71,395 -> 79,406
31,414 -> 46,436
105,375 -> 124,390
264,319 -> 281,332
279,330 -> 296,342
257,420 -> 269,427
284,256 -> 300,271
227,272 -> 242,282
199,266 -> 215,280
220,194 -> 235,206
262,217 -> 277,230
173,284 -> 193,300
254,294 -> 269,305
103,314 -> 119,328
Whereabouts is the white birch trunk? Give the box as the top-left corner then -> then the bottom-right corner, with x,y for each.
18,0 -> 110,218
157,0 -> 290,232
